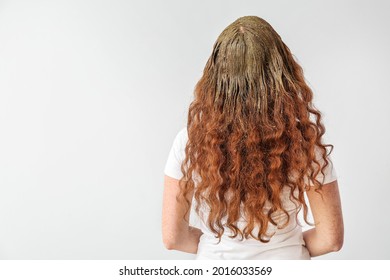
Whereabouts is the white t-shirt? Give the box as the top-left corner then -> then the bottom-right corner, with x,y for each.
164,127 -> 338,260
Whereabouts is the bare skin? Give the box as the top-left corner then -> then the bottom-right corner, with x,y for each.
303,180 -> 344,257
162,175 -> 202,254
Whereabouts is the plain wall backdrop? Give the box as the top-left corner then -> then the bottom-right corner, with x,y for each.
0,0 -> 389,259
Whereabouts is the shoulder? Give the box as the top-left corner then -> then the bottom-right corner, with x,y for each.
174,127 -> 188,147
168,127 -> 188,159
177,127 -> 188,139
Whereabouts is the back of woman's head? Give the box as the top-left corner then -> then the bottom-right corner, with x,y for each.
180,16 -> 333,242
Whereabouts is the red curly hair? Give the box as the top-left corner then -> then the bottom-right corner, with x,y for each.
178,16 -> 334,243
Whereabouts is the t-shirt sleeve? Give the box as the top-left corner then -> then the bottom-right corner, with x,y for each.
312,146 -> 338,185
164,128 -> 187,180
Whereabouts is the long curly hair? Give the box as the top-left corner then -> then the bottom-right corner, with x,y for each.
178,16 -> 334,243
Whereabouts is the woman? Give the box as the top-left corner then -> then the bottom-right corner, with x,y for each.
162,16 -> 343,260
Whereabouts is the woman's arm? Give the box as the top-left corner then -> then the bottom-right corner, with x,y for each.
303,180 -> 344,257
162,175 -> 203,254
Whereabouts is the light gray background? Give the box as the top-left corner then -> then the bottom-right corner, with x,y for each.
0,0 -> 389,259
